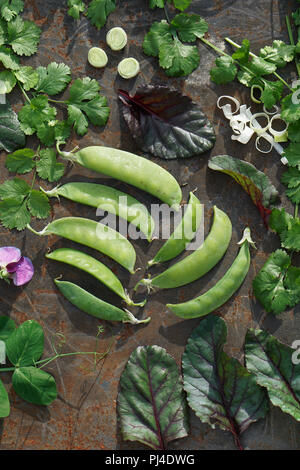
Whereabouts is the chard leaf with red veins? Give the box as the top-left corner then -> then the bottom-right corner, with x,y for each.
119,85 -> 216,160
208,155 -> 279,227
117,345 -> 189,450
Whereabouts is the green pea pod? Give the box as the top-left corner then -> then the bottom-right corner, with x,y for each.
58,146 -> 182,210
167,228 -> 255,319
137,206 -> 232,290
55,279 -> 151,325
148,192 -> 203,267
42,182 -> 155,242
28,217 -> 136,273
46,248 -> 146,307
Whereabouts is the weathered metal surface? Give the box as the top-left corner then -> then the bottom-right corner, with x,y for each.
0,0 -> 300,450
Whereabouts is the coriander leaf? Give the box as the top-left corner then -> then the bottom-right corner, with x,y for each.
171,13 -> 208,42
245,328 -> 300,421
0,0 -> 24,22
210,56 -> 237,84
282,142 -> 300,167
143,20 -> 173,58
14,66 -> 39,91
0,102 -> 25,152
0,18 -> 6,45
86,0 -> 116,30
159,38 -> 200,77
5,148 -> 35,174
67,77 -> 110,135
281,167 -> 300,204
0,197 -> 31,230
7,17 -> 41,56
287,119 -> 300,142
281,93 -> 300,123
232,39 -> 250,64
36,148 -> 65,182
35,62 -> 71,96
259,40 -> 295,68
252,249 -> 298,314
269,208 -> 300,253
37,120 -> 71,147
0,44 -> 19,69
182,316 -> 268,449
237,56 -> 277,88
0,69 -> 16,93
0,176 -> 30,200
260,80 -> 283,109
67,0 -> 85,19
27,190 -> 50,219
18,95 -> 57,135
117,345 -> 189,450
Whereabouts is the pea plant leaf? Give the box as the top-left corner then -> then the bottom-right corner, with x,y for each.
0,378 -> 10,418
208,155 -> 278,227
0,102 -> 25,152
182,316 -> 268,450
36,148 -> 65,182
245,329 -> 300,421
252,249 -> 300,315
119,85 -> 216,160
6,319 -> 44,367
5,148 -> 36,174
86,0 -> 116,30
117,345 -> 189,450
12,366 -> 57,406
0,315 -> 16,342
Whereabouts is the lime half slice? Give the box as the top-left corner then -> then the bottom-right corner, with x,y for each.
88,47 -> 108,68
106,27 -> 127,51
118,58 -> 140,79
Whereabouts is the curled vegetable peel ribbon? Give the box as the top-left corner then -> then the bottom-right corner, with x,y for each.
217,95 -> 288,165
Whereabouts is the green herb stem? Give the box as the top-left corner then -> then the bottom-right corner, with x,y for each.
286,15 -> 300,78
200,37 -> 230,57
18,82 -> 31,104
48,98 -> 68,105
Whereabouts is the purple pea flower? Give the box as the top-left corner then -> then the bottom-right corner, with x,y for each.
0,247 -> 34,286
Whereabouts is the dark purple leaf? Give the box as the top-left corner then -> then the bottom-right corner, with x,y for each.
119,84 -> 216,160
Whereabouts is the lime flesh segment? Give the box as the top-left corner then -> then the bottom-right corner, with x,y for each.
88,47 -> 108,68
118,58 -> 140,79
106,27 -> 127,51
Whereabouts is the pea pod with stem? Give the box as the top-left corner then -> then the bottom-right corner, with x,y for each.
28,217 -> 136,273
147,192 -> 203,267
46,248 -> 146,307
42,182 -> 155,243
55,279 -> 151,325
57,145 -> 182,210
136,206 -> 232,291
167,228 -> 255,318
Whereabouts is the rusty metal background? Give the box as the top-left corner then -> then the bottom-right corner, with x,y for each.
0,0 -> 300,450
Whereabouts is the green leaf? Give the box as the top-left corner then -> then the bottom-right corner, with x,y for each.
117,345 -> 189,450
287,119 -> 300,142
171,13 -> 208,42
15,66 -> 39,91
0,18 -> 7,44
35,62 -> 71,96
143,21 -> 173,58
159,38 -> 200,77
18,95 -> 57,136
0,44 -> 19,69
232,39 -> 250,64
149,0 -> 165,7
0,378 -> 10,418
6,16 -> 41,56
12,366 -> 57,406
67,0 -> 85,19
260,80 -> 283,109
171,0 -> 192,11
36,120 -> 71,147
27,190 -> 50,219
0,176 -> 30,200
6,319 -> 44,367
0,197 -> 31,230
210,56 -> 238,84
0,0 -> 24,22
182,316 -> 268,448
0,102 -> 25,152
259,40 -> 295,68
281,93 -> 300,123
36,148 -> 65,182
282,142 -> 300,167
86,0 -> 116,30
269,208 -> 300,252
245,329 -> 300,421
252,249 -> 300,315
67,77 -> 110,135
0,315 -> 16,342
281,167 -> 300,205
0,69 -> 16,93
5,148 -> 36,174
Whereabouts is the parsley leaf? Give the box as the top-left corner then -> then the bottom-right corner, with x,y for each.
35,62 -> 71,96
67,0 -> 85,19
36,148 -> 65,183
253,250 -> 300,315
5,148 -> 36,174
86,0 -> 116,30
66,77 -> 110,135
281,167 -> 300,205
210,56 -> 237,84
6,16 -> 41,56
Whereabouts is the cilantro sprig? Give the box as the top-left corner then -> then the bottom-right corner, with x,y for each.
67,0 -> 116,30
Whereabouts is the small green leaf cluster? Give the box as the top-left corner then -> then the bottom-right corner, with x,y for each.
67,0 -> 116,30
149,0 -> 191,11
143,12 -> 208,77
210,38 -> 295,109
